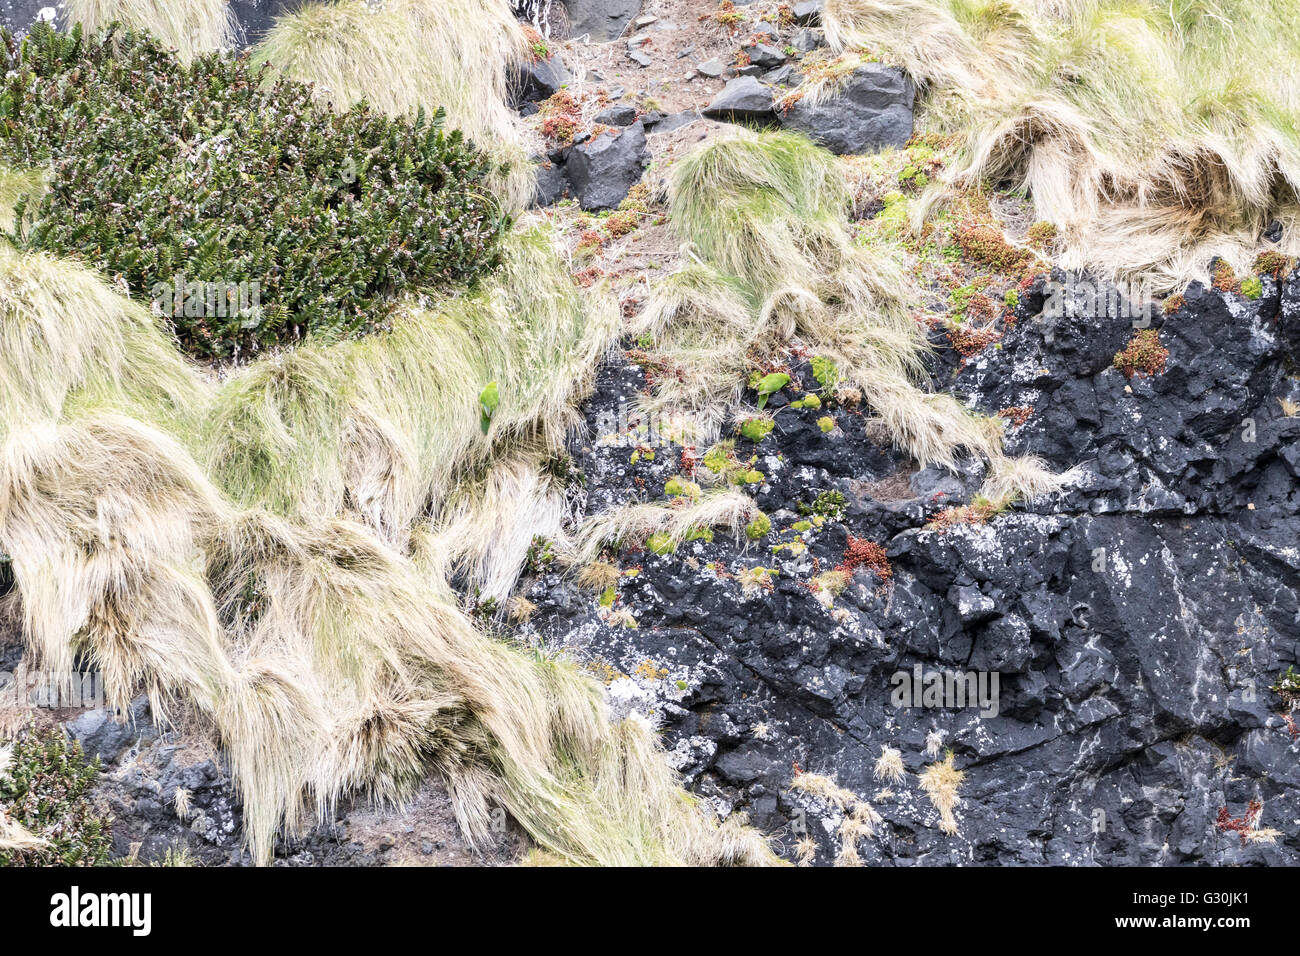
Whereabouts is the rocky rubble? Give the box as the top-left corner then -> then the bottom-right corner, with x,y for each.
516,267 -> 1300,865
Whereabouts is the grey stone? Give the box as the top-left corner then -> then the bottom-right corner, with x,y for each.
66,696 -> 156,764
779,63 -> 914,154
564,121 -> 648,210
696,57 -> 726,78
628,49 -> 653,67
0,1 -> 60,36
762,63 -> 796,86
512,54 -> 571,105
647,110 -> 700,134
564,0 -> 642,41
702,76 -> 775,121
793,0 -> 823,25
595,103 -> 639,126
742,42 -> 786,69
530,159 -> 569,207
793,28 -> 824,52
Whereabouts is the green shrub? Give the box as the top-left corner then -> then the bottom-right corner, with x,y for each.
1,726 -> 113,866
0,23 -> 507,360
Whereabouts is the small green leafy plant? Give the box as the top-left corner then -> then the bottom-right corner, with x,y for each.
0,23 -> 507,360
0,726 -> 113,866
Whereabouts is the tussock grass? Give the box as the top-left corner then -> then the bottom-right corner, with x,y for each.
983,453 -> 1068,503
252,0 -> 534,209
66,0 -> 235,60
0,229 -> 776,866
0,245 -> 204,445
0,813 -> 47,852
0,166 -> 46,229
567,490 -> 759,568
874,744 -> 906,783
918,750 -> 965,835
206,224 -> 615,547
824,0 -> 1300,287
655,129 -> 1009,470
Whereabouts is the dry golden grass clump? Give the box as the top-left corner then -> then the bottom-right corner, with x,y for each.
0,226 -> 779,867
874,744 -> 906,783
824,0 -> 1300,288
789,771 -> 885,865
918,751 -> 966,835
66,0 -> 235,60
252,0 -> 535,209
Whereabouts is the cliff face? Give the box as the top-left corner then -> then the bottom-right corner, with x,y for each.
519,270 -> 1300,864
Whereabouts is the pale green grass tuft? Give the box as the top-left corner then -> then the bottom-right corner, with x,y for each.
66,0 -> 235,60
0,244 -> 204,445
252,0 -> 534,210
659,129 -> 1007,470
824,0 -> 1300,288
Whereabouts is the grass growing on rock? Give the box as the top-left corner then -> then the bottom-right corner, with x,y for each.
252,0 -> 535,210
639,128 -> 1060,511
823,0 -> 1300,289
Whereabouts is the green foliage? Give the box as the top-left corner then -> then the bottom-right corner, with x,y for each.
754,372 -> 790,409
739,417 -> 775,442
664,476 -> 701,499
646,531 -> 677,555
1240,276 -> 1263,299
479,381 -> 500,434
525,535 -> 556,574
817,415 -> 835,433
809,490 -> 847,520
0,23 -> 507,360
1,727 -> 113,866
810,356 -> 840,392
1272,665 -> 1300,706
745,513 -> 772,540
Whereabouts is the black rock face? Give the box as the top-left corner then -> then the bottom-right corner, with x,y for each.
513,52 -> 572,106
227,0 -> 307,47
524,267 -> 1300,865
561,120 -> 648,210
780,63 -> 914,154
0,0 -> 61,36
562,0 -> 640,40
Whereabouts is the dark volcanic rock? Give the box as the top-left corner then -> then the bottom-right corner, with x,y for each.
563,121 -> 648,210
595,103 -> 639,126
513,52 -> 572,105
228,1 -> 308,46
702,76 -> 775,122
523,264 -> 1300,866
531,158 -> 570,207
66,696 -> 157,764
0,1 -> 61,35
780,63 -> 914,154
563,0 -> 640,40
